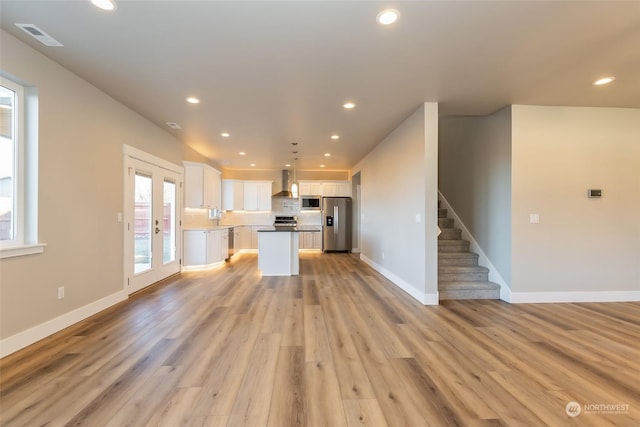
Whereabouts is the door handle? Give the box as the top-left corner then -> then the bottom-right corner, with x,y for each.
155,227 -> 160,234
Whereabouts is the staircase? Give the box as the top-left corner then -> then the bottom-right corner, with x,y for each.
438,202 -> 500,300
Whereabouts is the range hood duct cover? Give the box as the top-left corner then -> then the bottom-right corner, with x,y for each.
272,169 -> 293,198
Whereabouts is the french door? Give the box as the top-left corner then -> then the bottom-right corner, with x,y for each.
124,146 -> 182,294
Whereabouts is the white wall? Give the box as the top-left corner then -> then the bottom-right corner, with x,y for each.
0,31 -> 211,353
353,103 -> 439,304
440,104 -> 640,302
511,106 -> 640,300
439,107 -> 512,286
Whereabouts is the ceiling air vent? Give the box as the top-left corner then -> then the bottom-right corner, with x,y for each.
15,23 -> 63,47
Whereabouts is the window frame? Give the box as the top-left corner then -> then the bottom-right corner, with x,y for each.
0,74 -> 44,258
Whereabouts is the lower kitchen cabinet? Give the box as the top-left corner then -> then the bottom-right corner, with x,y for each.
300,231 -> 322,250
237,226 -> 251,251
250,226 -> 271,249
183,229 -> 228,270
220,229 -> 228,261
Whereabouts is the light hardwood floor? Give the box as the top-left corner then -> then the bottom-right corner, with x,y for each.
1,253 -> 639,426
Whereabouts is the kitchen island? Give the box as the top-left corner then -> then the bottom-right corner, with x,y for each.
257,226 -> 321,276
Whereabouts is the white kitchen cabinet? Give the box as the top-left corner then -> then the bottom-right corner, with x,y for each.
222,180 -> 244,211
321,181 -> 351,197
243,182 -> 258,210
206,229 -> 221,264
233,226 -> 244,252
183,230 -> 207,266
321,182 -> 337,197
299,181 -> 322,196
219,229 -> 229,260
243,181 -> 272,211
300,232 -> 322,250
257,182 -> 272,210
336,181 -> 351,197
251,225 -> 271,249
234,225 -> 251,251
299,180 -> 351,198
183,229 -> 226,269
184,162 -> 221,210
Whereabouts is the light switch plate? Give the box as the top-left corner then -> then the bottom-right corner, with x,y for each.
530,213 -> 540,224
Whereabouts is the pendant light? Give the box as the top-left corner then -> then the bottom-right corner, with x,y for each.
291,157 -> 299,198
290,142 -> 299,198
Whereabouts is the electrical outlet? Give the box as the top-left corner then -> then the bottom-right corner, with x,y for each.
58,286 -> 65,299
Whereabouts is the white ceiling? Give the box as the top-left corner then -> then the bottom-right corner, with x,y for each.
1,1 -> 639,171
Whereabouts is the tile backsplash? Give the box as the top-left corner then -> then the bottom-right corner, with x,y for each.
271,198 -> 300,212
183,208 -> 218,228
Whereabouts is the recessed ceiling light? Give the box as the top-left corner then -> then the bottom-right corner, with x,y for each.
186,97 -> 200,104
330,134 -> 340,140
343,102 -> 356,109
285,164 -> 291,167
324,153 -> 331,157
239,151 -> 246,156
90,0 -> 117,11
165,121 -> 182,129
593,76 -> 615,86
377,9 -> 399,25
220,132 -> 230,137
250,163 -> 256,167
320,165 -> 325,168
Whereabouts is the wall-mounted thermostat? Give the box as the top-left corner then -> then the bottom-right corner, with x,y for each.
588,189 -> 602,198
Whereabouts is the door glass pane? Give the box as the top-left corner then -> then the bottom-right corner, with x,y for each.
0,85 -> 16,241
163,179 -> 176,264
134,173 -> 152,274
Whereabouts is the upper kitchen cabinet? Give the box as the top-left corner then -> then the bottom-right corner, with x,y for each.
299,180 -> 351,197
299,181 -> 322,196
243,181 -> 272,211
222,179 -> 245,211
183,161 -> 221,210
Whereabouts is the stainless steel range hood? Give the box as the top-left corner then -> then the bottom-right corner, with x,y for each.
272,169 -> 294,198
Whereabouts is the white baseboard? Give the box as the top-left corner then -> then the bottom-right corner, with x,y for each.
438,191 -> 511,301
360,254 -> 439,305
507,290 -> 640,304
0,290 -> 127,358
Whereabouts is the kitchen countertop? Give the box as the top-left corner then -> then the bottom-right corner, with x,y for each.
257,226 -> 321,232
183,225 -> 235,231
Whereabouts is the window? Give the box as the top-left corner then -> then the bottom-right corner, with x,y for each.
0,75 -> 43,258
0,80 -> 20,242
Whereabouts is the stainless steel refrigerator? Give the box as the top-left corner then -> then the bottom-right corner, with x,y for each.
322,197 -> 352,252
